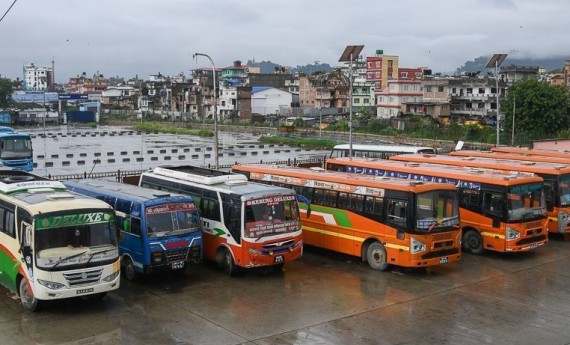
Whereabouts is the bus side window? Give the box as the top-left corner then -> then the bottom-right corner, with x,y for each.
482,192 -> 503,217
202,198 -> 221,221
223,203 -> 241,244
387,199 -> 407,228
130,217 -> 142,236
543,181 -> 554,212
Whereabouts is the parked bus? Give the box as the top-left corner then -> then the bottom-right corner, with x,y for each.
390,153 -> 570,235
138,165 -> 303,275
0,170 -> 120,311
329,144 -> 435,159
326,157 -> 548,254
0,127 -> 33,171
452,150 -> 570,165
493,146 -> 570,160
232,164 -> 461,270
62,179 -> 202,280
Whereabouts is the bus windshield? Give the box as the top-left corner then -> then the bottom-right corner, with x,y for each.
34,211 -> 118,269
415,190 -> 460,233
146,203 -> 201,237
0,137 -> 33,159
244,194 -> 300,239
507,183 -> 546,221
559,175 -> 570,207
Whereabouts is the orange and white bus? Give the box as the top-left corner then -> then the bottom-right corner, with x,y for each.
492,146 -> 570,160
390,153 -> 570,235
326,157 -> 548,254
452,150 -> 570,165
139,165 -> 303,275
232,164 -> 461,270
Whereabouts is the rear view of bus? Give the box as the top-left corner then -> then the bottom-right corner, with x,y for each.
139,166 -> 303,275
0,171 -> 120,311
63,179 -> 203,280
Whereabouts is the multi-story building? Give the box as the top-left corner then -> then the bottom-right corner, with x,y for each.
23,63 -> 52,91
499,64 -> 539,85
421,78 -> 451,125
366,51 -> 399,92
448,76 -> 505,123
376,79 -> 422,119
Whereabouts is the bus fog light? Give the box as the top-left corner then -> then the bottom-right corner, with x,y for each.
410,237 -> 426,254
103,270 -> 120,282
506,227 -> 520,240
37,279 -> 65,290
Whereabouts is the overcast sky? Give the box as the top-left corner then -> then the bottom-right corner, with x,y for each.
1,0 -> 568,83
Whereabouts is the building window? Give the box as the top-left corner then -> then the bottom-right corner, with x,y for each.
478,88 -> 485,94
375,72 -> 380,78
401,72 -> 408,79
466,103 -> 472,109
466,88 -> 473,94
425,86 -> 432,92
452,88 -> 457,94
367,62 -> 372,68
478,102 -> 485,109
403,85 -> 409,91
354,98 -> 360,104
364,98 -> 369,104
438,86 -> 444,92
376,61 -> 381,68
388,60 -> 393,68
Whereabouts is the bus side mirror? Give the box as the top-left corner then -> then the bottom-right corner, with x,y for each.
306,206 -> 311,218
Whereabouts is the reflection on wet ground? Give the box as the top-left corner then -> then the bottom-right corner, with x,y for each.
2,240 -> 570,345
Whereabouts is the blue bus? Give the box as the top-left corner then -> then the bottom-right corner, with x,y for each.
0,127 -> 33,171
63,179 -> 203,280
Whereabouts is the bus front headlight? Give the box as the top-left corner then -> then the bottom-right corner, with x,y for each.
102,270 -> 120,282
410,237 -> 426,254
506,227 -> 520,241
37,279 -> 65,290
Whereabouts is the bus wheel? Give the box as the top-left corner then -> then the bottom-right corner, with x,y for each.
463,230 -> 484,255
19,278 -> 40,312
218,248 -> 237,276
123,257 -> 138,281
366,242 -> 388,271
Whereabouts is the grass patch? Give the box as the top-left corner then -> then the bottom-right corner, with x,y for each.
133,123 -> 213,137
259,135 -> 338,149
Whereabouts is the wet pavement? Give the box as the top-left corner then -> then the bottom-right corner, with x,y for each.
1,240 -> 570,345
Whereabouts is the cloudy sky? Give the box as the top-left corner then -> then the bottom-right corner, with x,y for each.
1,0 -> 568,82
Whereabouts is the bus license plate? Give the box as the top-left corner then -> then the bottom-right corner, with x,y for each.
76,288 -> 94,295
274,255 -> 284,263
530,243 -> 538,249
439,257 -> 448,264
171,261 -> 185,270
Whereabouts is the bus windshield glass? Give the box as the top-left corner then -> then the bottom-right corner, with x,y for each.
34,211 -> 118,269
0,137 -> 32,159
559,175 -> 570,207
244,194 -> 300,239
146,203 -> 201,237
507,183 -> 546,221
415,190 -> 460,232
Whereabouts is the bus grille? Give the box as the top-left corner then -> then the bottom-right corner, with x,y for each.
166,248 -> 189,263
516,235 -> 546,246
431,232 -> 455,241
262,239 -> 294,249
63,269 -> 103,286
523,220 -> 543,229
526,228 -> 542,236
421,248 -> 459,259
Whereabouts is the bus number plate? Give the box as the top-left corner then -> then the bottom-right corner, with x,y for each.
76,288 -> 94,295
171,261 -> 185,270
439,257 -> 448,264
530,243 -> 538,249
274,255 -> 284,263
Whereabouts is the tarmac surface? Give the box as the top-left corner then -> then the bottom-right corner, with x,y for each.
1,239 -> 570,345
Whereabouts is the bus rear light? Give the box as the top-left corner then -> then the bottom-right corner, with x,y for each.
410,237 -> 426,254
506,227 -> 521,241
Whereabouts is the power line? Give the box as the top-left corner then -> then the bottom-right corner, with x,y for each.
0,0 -> 18,24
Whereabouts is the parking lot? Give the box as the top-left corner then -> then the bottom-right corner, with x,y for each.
1,238 -> 570,345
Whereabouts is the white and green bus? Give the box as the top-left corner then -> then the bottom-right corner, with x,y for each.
0,170 -> 120,311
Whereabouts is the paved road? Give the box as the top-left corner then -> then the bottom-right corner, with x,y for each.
1,238 -> 570,345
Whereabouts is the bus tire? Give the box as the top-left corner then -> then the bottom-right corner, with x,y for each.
366,242 -> 388,271
123,257 -> 138,281
217,248 -> 237,276
19,277 -> 40,312
462,229 -> 484,255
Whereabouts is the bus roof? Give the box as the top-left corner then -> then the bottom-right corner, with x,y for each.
232,164 -> 458,193
451,150 -> 570,164
0,169 -> 66,194
63,179 -> 194,204
332,144 -> 434,153
143,166 -> 296,199
8,189 -> 113,216
492,146 -> 570,159
326,157 -> 544,186
390,154 -> 570,176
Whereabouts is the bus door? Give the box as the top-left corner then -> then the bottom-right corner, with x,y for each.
20,221 -> 33,280
119,212 -> 145,268
481,190 -> 504,229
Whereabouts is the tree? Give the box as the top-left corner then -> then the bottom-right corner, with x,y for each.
0,78 -> 13,108
501,79 -> 570,144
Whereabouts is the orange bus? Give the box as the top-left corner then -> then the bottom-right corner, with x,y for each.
452,150 -> 570,165
326,157 -> 548,254
139,166 -> 303,275
391,153 -> 570,235
493,146 -> 570,160
232,164 -> 461,270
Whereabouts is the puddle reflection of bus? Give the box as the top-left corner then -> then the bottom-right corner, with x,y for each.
232,164 -> 461,270
326,157 -> 549,254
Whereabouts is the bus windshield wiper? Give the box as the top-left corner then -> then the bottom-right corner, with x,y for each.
255,232 -> 275,242
84,247 -> 117,266
52,250 -> 89,268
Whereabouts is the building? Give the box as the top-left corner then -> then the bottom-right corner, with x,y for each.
23,63 -> 53,91
251,87 -> 292,116
421,78 -> 451,125
448,76 -> 503,123
366,51 -> 399,92
376,79 -> 422,119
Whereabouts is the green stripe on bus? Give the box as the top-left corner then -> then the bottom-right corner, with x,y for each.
0,246 -> 20,289
303,204 -> 352,228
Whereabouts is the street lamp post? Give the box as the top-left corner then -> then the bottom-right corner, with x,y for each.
193,52 -> 218,169
339,45 -> 364,157
485,53 -> 508,146
511,92 -> 516,146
